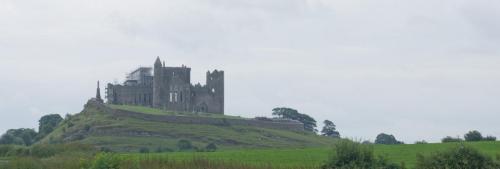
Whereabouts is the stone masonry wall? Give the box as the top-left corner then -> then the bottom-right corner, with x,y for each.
110,108 -> 304,132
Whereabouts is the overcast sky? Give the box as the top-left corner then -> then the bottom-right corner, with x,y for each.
1,0 -> 499,143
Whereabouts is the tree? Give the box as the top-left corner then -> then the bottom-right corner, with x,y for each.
442,136 -> 463,143
416,145 -> 500,169
272,107 -> 317,132
205,143 -> 217,152
177,140 -> 193,151
37,114 -> 63,140
464,130 -> 483,142
415,140 -> 428,144
321,120 -> 340,138
375,133 -> 404,145
0,128 -> 37,146
483,136 -> 497,141
139,147 -> 150,153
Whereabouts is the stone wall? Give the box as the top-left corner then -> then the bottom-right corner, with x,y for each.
110,108 -> 304,132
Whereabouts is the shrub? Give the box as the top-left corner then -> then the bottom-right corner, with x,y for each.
415,145 -> 500,169
205,143 -> 217,152
441,136 -> 463,143
322,139 -> 402,169
464,130 -> 483,142
30,144 -> 57,158
375,133 -> 404,145
177,140 -> 193,151
89,153 -> 121,169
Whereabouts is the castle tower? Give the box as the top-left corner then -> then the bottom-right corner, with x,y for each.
206,70 -> 224,114
96,81 -> 103,103
153,57 -> 163,108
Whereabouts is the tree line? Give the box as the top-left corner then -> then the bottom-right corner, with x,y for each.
0,114 -> 63,146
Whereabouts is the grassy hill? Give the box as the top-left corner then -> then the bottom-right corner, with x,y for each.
39,100 -> 336,152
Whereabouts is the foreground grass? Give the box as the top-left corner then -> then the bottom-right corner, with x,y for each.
131,141 -> 500,168
1,141 -> 499,168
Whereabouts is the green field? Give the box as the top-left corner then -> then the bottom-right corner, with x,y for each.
1,142 -> 499,168
121,141 -> 500,168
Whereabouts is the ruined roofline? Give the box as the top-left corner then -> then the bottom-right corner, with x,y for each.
130,67 -> 153,74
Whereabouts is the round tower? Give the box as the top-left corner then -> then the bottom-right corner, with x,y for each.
153,57 -> 163,108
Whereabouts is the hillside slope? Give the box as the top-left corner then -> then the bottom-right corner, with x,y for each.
40,100 -> 336,152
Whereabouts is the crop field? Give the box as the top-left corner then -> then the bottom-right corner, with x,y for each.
122,141 -> 500,168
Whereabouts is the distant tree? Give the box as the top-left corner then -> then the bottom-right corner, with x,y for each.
37,114 -> 63,140
177,140 -> 193,151
321,120 -> 340,138
0,128 -> 37,146
155,146 -> 173,153
322,139 -> 403,169
139,147 -> 150,153
415,140 -> 428,144
205,143 -> 217,152
100,147 -> 113,153
375,133 -> 404,145
362,140 -> 373,145
483,136 -> 497,141
416,145 -> 500,169
442,136 -> 463,143
272,107 -> 317,132
464,130 -> 483,142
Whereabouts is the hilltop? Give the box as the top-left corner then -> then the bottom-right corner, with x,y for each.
39,99 -> 336,152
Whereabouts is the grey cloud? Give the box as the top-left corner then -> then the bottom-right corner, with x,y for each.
0,0 -> 499,143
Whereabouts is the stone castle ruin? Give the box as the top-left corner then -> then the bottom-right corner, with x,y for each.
105,57 -> 224,114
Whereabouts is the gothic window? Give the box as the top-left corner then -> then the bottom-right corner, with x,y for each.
169,92 -> 173,102
174,93 -> 178,102
212,88 -> 215,93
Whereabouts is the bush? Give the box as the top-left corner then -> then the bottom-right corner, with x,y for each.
464,130 -> 483,142
375,133 -> 404,145
177,140 -> 193,151
441,136 -> 463,143
415,145 -> 500,169
88,153 -> 121,169
322,139 -> 402,169
205,143 -> 217,152
30,144 -> 57,158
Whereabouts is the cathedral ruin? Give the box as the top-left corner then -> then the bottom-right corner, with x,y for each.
105,57 -> 224,114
